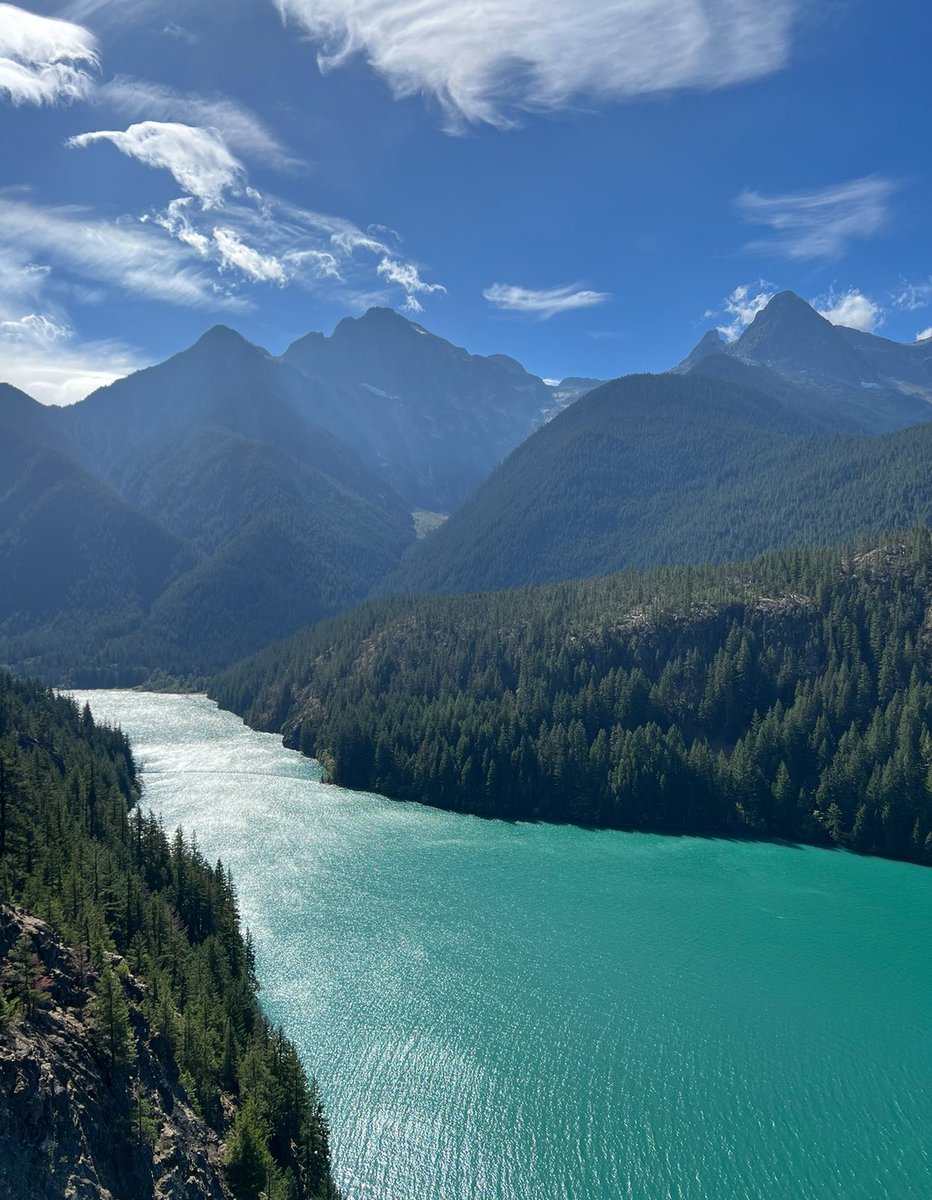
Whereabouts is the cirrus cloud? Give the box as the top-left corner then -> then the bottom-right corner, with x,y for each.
0,191 -> 236,308
99,77 -> 301,171
377,257 -> 446,313
67,121 -> 245,208
274,0 -> 799,129
484,282 -> 610,320
0,2 -> 98,106
736,176 -> 895,261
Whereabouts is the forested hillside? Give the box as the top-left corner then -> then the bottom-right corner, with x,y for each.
388,371 -> 932,596
0,673 -> 337,1199
0,330 -> 415,683
0,393 -> 190,680
212,531 -> 932,866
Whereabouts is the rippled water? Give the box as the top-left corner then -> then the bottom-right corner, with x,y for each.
75,690 -> 932,1200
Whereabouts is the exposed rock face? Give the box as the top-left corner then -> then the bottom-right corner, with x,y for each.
282,307 -> 557,511
0,907 -> 230,1200
674,292 -> 932,432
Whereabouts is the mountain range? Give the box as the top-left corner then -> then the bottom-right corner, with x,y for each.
0,313 -> 592,680
388,293 -> 932,594
2,290 -> 932,682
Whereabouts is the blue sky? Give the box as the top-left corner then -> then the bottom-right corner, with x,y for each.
0,0 -> 930,403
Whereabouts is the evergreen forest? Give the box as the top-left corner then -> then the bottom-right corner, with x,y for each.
0,672 -> 337,1199
213,531 -> 932,866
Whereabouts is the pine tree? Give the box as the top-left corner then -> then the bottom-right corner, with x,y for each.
89,963 -> 136,1073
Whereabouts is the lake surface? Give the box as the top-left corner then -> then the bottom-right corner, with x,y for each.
74,690 -> 932,1200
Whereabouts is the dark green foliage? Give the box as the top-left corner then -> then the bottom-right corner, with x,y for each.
1,934 -> 52,1020
0,425 -> 188,681
89,963 -> 136,1072
0,672 -> 336,1198
388,372 -> 932,596
213,530 -> 932,866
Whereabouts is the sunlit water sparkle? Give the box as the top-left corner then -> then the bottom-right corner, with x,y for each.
74,691 -> 932,1200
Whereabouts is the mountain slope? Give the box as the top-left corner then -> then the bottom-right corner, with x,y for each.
109,429 -> 414,673
2,330 -> 416,680
282,307 -> 556,511
0,392 -> 187,678
385,370 -> 932,596
211,531 -> 932,866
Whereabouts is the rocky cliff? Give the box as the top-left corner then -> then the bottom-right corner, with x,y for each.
0,906 -> 230,1200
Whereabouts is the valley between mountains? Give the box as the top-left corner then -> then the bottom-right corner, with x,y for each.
4,289 -> 932,866
3,291 -> 932,1200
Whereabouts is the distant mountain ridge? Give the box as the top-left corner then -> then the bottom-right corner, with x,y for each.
5,294 -> 932,683
0,327 -> 416,679
675,291 -> 932,431
386,337 -> 932,595
0,310 -> 592,681
281,307 -> 574,511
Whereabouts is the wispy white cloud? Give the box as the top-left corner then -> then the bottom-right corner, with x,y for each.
0,320 -> 142,406
0,248 -> 145,405
0,2 -> 98,106
892,278 -> 932,313
717,281 -> 774,341
63,0 -> 176,27
274,0 -> 799,129
377,258 -> 446,312
67,121 -> 245,208
146,190 -> 441,310
736,176 -> 894,260
0,192 -> 236,308
0,311 -> 72,343
99,77 -> 300,170
484,282 -> 609,320
0,176 -> 443,370
917,328 -> 932,343
162,22 -> 198,44
213,226 -> 288,283
813,287 -> 882,333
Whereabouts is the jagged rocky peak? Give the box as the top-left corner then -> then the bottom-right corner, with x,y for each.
187,323 -> 270,361
674,328 -> 727,373
336,305 -> 418,332
734,291 -> 842,359
729,291 -> 880,388
739,290 -> 831,342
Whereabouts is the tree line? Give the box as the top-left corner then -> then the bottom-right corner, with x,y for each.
213,530 -> 932,866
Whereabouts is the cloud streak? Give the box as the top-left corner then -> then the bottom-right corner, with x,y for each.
484,282 -> 609,319
99,77 -> 301,170
68,121 -> 245,208
274,0 -> 799,128
0,192 -> 236,308
377,257 -> 446,312
0,3 -> 98,106
736,176 -> 894,260
892,278 -> 932,313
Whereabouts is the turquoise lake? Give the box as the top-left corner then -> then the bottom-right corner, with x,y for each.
75,690 -> 932,1200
